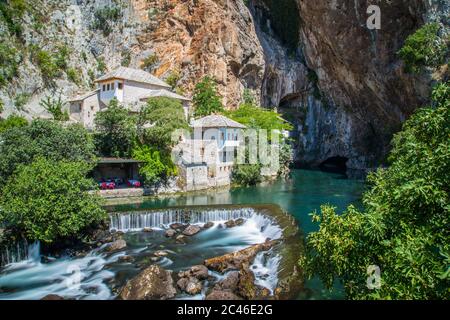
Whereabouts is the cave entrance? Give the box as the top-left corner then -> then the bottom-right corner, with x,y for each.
319,156 -> 349,173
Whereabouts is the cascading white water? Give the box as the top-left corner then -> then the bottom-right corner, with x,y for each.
0,241 -> 40,267
110,208 -> 258,232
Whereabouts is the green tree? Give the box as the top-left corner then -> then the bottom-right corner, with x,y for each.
193,76 -> 224,117
398,23 -> 448,73
132,145 -> 177,187
0,114 -> 28,133
225,103 -> 293,132
301,82 -> 450,300
138,97 -> 189,150
0,158 -> 106,243
232,163 -> 262,186
94,98 -> 137,158
39,94 -> 69,121
0,119 -> 96,184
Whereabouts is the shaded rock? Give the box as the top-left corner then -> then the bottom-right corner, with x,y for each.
175,235 -> 186,243
182,225 -> 202,236
203,222 -> 214,229
177,277 -> 202,295
206,290 -> 242,300
224,220 -> 236,228
204,240 -> 276,273
143,228 -> 153,233
235,218 -> 245,226
165,229 -> 176,238
190,265 -> 209,280
237,264 -> 257,300
170,223 -> 185,230
119,265 -> 176,300
213,271 -> 239,292
41,294 -> 65,300
104,239 -> 127,253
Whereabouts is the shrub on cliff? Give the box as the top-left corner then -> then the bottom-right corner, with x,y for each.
0,114 -> 28,133
398,23 -> 448,73
301,82 -> 450,299
0,158 -> 106,243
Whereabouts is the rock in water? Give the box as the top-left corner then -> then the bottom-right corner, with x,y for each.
237,264 -> 257,300
165,229 -> 176,238
154,250 -> 168,257
143,227 -> 153,233
206,290 -> 242,300
119,265 -> 176,300
170,223 -> 185,230
203,222 -> 214,229
41,294 -> 65,300
204,240 -> 276,273
182,225 -> 202,236
224,220 -> 237,228
104,239 -> 127,252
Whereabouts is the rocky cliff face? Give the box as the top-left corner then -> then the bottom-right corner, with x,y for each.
0,0 -> 448,169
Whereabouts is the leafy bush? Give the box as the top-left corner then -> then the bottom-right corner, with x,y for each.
138,97 -> 189,150
13,92 -> 30,110
0,43 -> 21,88
398,23 -> 448,73
165,70 -> 181,89
94,98 -> 137,158
301,82 -> 450,299
34,46 -> 70,82
193,76 -> 224,117
39,95 -> 69,121
141,53 -> 159,71
225,103 -> 293,132
66,67 -> 81,85
92,6 -> 122,36
0,0 -> 28,37
0,119 -> 96,184
0,158 -> 106,243
0,114 -> 28,133
232,164 -> 262,186
96,57 -> 107,73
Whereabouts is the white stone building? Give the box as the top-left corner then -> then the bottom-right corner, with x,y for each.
174,115 -> 247,191
68,67 -> 191,128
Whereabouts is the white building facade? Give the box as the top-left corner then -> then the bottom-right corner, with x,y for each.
174,115 -> 246,191
68,67 -> 191,129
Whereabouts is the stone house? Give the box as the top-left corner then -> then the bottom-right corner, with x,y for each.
174,115 -> 247,191
68,67 -> 191,129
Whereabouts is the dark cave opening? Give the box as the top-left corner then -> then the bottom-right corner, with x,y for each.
319,156 -> 349,173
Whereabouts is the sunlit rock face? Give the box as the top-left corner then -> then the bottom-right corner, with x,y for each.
1,0 -> 447,169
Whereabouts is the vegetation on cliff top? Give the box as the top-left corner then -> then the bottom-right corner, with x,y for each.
301,82 -> 450,299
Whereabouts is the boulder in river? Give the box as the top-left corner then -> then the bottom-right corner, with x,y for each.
204,239 -> 276,273
224,220 -> 236,228
178,265 -> 209,281
203,222 -> 214,229
119,265 -> 176,300
182,225 -> 202,236
206,290 -> 242,300
170,223 -> 185,231
118,255 -> 134,263
176,235 -> 186,243
154,250 -> 168,257
41,294 -> 65,300
165,229 -> 177,238
177,277 -> 202,295
143,227 -> 153,233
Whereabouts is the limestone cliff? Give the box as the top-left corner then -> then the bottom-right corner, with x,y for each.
0,0 -> 448,169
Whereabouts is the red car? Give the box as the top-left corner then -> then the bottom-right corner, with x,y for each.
99,181 -> 116,190
127,179 -> 141,188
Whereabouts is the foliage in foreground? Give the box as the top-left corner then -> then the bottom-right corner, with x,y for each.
94,98 -> 137,158
0,114 -> 28,133
232,164 -> 262,187
301,82 -> 450,299
0,158 -> 106,243
0,119 -> 96,185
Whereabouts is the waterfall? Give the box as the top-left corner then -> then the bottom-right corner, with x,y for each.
0,241 -> 40,267
110,208 -> 258,232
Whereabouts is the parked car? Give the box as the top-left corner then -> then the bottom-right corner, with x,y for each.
99,180 -> 116,190
127,179 -> 141,188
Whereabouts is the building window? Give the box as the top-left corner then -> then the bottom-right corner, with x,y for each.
111,82 -> 115,90
118,82 -> 123,90
88,111 -> 91,118
90,106 -> 94,111
107,83 -> 110,91
102,85 -> 106,91
221,132 -> 225,140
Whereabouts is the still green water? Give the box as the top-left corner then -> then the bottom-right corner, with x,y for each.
111,169 -> 365,235
110,169 -> 366,299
